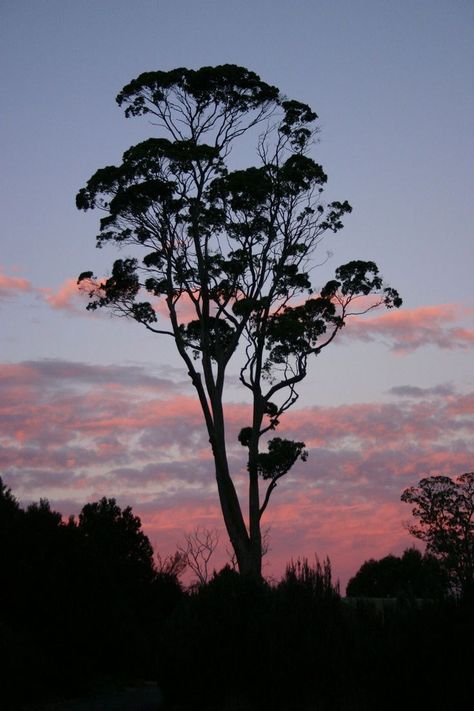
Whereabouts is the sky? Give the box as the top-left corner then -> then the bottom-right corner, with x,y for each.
1,0 -> 473,590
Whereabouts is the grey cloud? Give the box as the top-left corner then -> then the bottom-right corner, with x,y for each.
14,358 -> 183,392
388,383 -> 455,398
107,457 -> 215,488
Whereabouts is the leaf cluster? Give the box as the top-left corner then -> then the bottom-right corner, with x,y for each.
256,437 -> 308,480
116,65 -> 280,118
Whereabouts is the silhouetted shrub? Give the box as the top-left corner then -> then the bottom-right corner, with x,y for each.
158,558 -> 347,711
156,557 -> 474,711
157,565 -> 272,709
346,547 -> 448,599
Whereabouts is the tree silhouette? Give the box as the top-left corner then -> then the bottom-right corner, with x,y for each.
77,65 -> 401,578
0,477 -> 20,517
0,477 -> 23,610
346,548 -> 448,598
77,496 -> 155,583
402,472 -> 474,597
0,484 -> 183,704
72,497 -> 175,676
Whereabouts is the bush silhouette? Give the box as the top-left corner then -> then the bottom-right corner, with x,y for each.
346,548 -> 448,599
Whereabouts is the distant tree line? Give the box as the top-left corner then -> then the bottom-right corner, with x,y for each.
346,547 -> 448,599
1,476 -> 473,710
0,479 -> 182,707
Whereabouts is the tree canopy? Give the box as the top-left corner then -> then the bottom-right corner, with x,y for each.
77,65 -> 401,578
78,496 -> 155,584
401,472 -> 474,597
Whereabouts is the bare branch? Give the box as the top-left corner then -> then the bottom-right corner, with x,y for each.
178,526 -> 220,586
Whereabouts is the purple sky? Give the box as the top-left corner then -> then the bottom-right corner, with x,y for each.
1,0 -> 473,589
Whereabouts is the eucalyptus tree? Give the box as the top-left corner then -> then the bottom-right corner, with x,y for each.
77,65 -> 401,579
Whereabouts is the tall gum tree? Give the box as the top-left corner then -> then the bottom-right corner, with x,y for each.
77,65 -> 401,579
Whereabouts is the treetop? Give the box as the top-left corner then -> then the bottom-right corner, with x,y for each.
116,64 -> 280,117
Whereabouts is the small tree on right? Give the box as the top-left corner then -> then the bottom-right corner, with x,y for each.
401,472 -> 474,598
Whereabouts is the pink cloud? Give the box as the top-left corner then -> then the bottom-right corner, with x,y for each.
2,360 -> 472,486
40,277 -> 101,313
1,358 -> 473,589
345,303 -> 474,352
263,497 -> 414,587
32,274 -> 474,359
40,277 -> 201,325
139,495 -> 416,591
42,278 -> 83,312
4,261 -> 473,363
0,267 -> 33,300
0,268 -> 101,316
153,291 -> 199,324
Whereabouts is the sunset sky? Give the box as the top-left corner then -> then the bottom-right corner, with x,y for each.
1,0 -> 473,590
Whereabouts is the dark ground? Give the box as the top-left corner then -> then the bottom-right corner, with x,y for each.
18,682 -> 163,711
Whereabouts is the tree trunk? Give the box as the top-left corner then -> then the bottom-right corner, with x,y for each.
211,434 -> 263,580
237,539 -> 262,580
